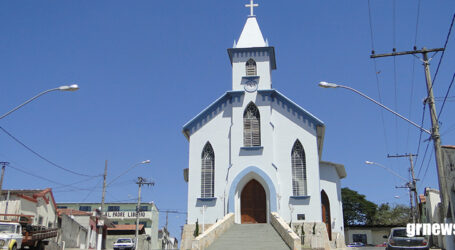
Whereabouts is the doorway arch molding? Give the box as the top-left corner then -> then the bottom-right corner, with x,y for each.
228,166 -> 277,223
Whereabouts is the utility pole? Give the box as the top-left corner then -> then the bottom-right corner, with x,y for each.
160,210 -> 188,229
0,162 -> 9,197
97,160 -> 108,250
135,177 -> 154,248
388,154 -> 419,221
371,47 -> 451,221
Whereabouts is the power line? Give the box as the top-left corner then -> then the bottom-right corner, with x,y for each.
430,13 -> 455,89
414,104 -> 426,175
367,0 -> 390,152
0,126 -> 99,177
406,0 -> 422,150
437,71 -> 455,119
420,149 -> 435,186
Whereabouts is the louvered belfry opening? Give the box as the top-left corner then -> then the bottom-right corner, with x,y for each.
201,142 -> 214,198
245,58 -> 257,76
291,140 -> 307,196
243,103 -> 261,147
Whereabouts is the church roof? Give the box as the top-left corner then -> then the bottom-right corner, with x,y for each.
235,16 -> 266,48
182,90 -> 325,156
320,161 -> 347,179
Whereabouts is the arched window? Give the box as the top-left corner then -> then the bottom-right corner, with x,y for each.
201,142 -> 214,198
243,103 -> 261,146
291,140 -> 307,196
246,59 -> 257,76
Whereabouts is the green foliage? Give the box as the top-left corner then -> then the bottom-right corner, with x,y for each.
194,219 -> 199,237
372,203 -> 411,226
342,187 -> 378,225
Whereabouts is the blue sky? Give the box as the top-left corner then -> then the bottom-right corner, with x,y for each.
1,0 -> 454,241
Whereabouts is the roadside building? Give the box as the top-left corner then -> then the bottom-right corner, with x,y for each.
57,202 -> 159,249
0,188 -> 57,228
344,225 -> 400,246
58,208 -> 97,248
420,188 -> 443,248
158,227 -> 179,249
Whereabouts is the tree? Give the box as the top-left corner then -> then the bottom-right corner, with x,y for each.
341,187 -> 377,225
373,203 -> 411,225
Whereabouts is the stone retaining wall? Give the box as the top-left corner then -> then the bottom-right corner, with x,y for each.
191,213 -> 234,250
270,212 -> 301,250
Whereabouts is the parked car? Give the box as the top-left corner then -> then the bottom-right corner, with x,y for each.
113,238 -> 136,250
386,227 -> 429,250
347,242 -> 365,247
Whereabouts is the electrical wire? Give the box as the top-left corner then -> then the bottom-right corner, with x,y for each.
414,104 -> 426,176
437,71 -> 455,119
430,13 -> 455,89
420,149 -> 435,186
392,0 -> 399,152
406,0 -> 422,150
0,126 -> 100,177
81,178 -> 103,202
368,0 -> 390,151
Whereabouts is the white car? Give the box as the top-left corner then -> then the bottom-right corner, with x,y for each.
113,238 -> 135,250
0,222 -> 23,250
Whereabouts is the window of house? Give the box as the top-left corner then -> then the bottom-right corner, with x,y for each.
139,221 -> 147,227
79,206 -> 91,211
243,102 -> 261,147
246,58 -> 257,76
201,142 -> 215,198
57,206 -> 68,209
137,205 -> 149,212
291,140 -> 307,196
108,206 -> 120,211
38,216 -> 43,225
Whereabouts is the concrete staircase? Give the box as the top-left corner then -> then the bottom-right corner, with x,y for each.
206,223 -> 290,250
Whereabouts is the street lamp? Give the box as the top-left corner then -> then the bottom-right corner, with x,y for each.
365,160 -> 418,222
106,160 -> 151,187
365,161 -> 408,183
318,82 -> 430,135
0,84 -> 79,120
97,160 -> 151,250
0,84 -> 79,195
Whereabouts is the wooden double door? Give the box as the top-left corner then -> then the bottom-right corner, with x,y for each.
241,179 -> 267,223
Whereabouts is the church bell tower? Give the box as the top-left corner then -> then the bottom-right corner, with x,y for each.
227,1 -> 276,92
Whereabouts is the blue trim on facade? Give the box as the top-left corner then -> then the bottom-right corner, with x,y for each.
228,166 -> 277,213
227,47 -> 277,69
182,89 -> 325,139
258,89 -> 325,127
182,91 -> 244,139
197,197 -> 217,202
290,196 -> 311,200
240,146 -> 264,150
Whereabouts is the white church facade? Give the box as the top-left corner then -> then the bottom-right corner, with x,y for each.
182,4 -> 346,249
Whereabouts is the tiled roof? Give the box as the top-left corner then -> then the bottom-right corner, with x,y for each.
58,208 -> 92,216
107,224 -> 144,231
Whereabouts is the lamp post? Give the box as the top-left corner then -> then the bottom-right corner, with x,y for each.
365,161 -> 408,182
319,81 -> 447,221
0,84 -> 79,120
365,161 -> 418,222
318,82 -> 430,135
97,160 -> 150,250
0,84 -> 79,196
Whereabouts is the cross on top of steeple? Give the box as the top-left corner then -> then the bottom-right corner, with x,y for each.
245,0 -> 259,17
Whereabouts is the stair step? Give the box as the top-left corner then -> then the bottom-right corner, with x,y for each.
206,224 -> 290,250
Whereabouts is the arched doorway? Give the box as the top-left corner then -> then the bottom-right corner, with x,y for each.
321,190 -> 332,240
241,179 -> 266,223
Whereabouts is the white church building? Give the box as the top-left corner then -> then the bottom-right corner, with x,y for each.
182,3 -> 346,249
